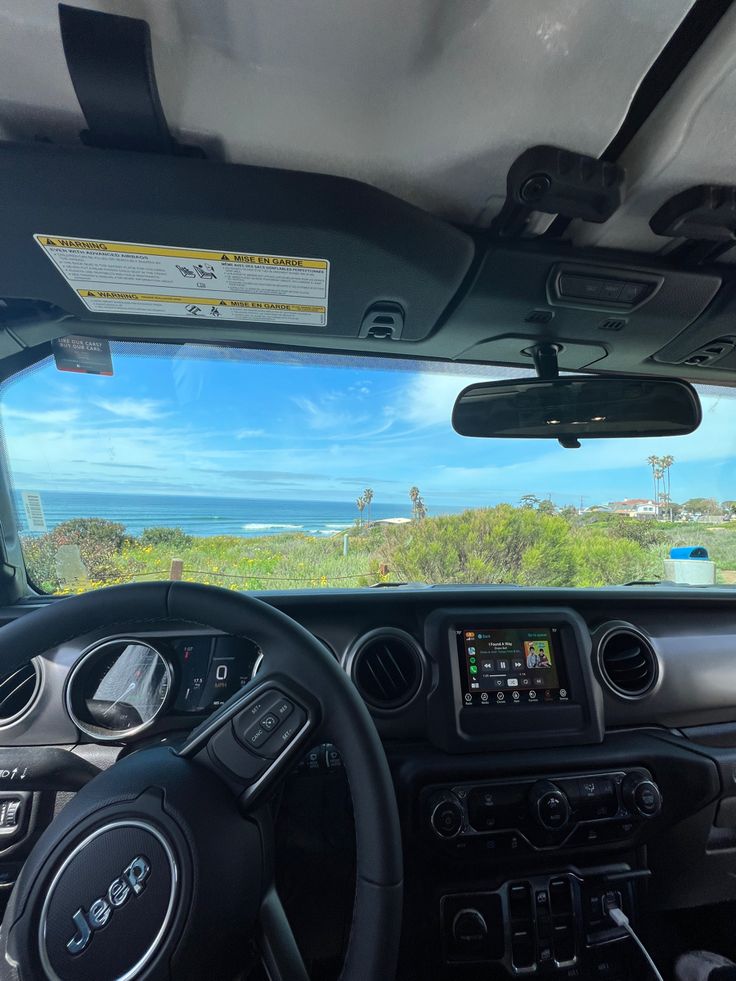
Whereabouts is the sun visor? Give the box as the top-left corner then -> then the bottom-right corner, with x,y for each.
0,142 -> 473,342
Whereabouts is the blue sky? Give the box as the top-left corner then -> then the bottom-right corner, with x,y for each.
2,343 -> 736,509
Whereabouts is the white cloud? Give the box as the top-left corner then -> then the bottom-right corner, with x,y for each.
290,395 -> 394,439
291,396 -> 348,430
399,366 -> 529,428
93,398 -> 168,421
2,407 -> 80,425
235,429 -> 265,439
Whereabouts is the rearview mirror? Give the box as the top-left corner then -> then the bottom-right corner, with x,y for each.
452,376 -> 701,446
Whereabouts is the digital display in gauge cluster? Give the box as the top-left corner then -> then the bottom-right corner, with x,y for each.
171,635 -> 260,713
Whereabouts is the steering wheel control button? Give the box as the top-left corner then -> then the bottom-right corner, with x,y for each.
39,819 -> 177,981
239,692 -> 281,723
233,690 -> 295,749
244,723 -> 270,749
257,706 -> 307,759
272,697 -> 294,720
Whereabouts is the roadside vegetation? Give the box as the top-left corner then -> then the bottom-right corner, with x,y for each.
20,452 -> 736,594
20,504 -> 736,595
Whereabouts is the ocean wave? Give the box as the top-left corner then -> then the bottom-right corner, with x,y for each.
242,523 -> 303,531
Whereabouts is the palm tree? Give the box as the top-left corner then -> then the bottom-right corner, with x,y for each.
363,488 -> 374,525
415,495 -> 427,520
646,455 -> 660,511
660,455 -> 675,520
409,486 -> 420,521
646,454 -> 676,520
356,497 -> 366,529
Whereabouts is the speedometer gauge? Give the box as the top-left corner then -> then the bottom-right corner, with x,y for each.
66,639 -> 172,740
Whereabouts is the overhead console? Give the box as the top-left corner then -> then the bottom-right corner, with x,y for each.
424,608 -> 604,753
444,243 -> 722,373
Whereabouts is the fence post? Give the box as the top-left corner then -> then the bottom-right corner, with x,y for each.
343,534 -> 349,557
169,558 -> 183,581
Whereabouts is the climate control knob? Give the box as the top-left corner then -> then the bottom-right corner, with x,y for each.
529,780 -> 571,831
622,774 -> 662,818
430,796 -> 464,839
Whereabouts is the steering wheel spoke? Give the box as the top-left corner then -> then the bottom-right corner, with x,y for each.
258,886 -> 310,981
179,668 -> 320,806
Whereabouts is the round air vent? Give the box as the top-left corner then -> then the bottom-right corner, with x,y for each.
0,659 -> 41,726
597,625 -> 658,698
347,628 -> 424,711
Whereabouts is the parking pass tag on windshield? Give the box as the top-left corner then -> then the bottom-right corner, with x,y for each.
22,492 -> 46,532
51,335 -> 113,376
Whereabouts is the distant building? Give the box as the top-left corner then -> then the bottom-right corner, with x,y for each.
608,498 -> 658,517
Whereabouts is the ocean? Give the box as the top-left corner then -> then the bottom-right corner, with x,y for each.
13,490 -> 456,539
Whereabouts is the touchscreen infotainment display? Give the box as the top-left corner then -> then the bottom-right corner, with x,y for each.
456,626 -> 569,706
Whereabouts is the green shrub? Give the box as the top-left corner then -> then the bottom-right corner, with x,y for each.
377,505 -> 579,585
140,526 -> 193,549
376,505 -> 662,587
605,515 -> 665,550
21,534 -> 59,592
23,517 -> 129,591
573,534 -> 658,586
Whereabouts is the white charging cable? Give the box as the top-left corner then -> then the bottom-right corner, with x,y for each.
608,906 -> 664,981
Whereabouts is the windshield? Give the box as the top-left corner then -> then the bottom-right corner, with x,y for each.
2,342 -> 735,593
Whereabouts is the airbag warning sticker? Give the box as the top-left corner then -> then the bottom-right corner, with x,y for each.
34,235 -> 329,327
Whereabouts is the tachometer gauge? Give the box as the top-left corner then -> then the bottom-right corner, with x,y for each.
66,639 -> 172,740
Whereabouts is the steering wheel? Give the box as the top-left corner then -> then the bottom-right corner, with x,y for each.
0,582 -> 403,981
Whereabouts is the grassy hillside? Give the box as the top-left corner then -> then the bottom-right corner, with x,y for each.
20,506 -> 736,594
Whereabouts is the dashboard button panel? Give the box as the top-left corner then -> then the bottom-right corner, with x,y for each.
425,769 -> 660,852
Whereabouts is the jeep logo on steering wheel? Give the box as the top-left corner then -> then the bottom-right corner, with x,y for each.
66,855 -> 151,955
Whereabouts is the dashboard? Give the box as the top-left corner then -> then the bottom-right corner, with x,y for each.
2,585 -> 736,980
0,584 -> 735,747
